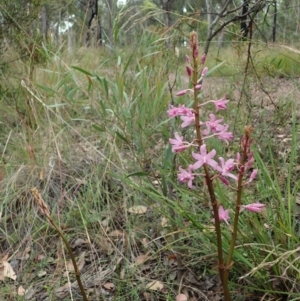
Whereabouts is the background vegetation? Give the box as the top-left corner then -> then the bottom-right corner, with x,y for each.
0,0 -> 300,300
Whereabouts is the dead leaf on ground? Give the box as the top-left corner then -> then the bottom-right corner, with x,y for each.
103,282 -> 114,290
71,238 -> 87,248
141,238 -> 149,248
120,268 -> 125,279
134,252 -> 151,265
15,246 -> 31,260
101,218 -> 110,227
108,230 -> 124,237
161,216 -> 169,227
18,286 -> 26,296
128,205 -> 147,214
146,280 -> 164,291
37,270 -> 47,277
0,261 -> 17,281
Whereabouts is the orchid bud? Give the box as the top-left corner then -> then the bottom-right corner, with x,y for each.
241,203 -> 265,213
176,89 -> 187,96
186,66 -> 192,77
249,169 -> 258,181
201,67 -> 208,77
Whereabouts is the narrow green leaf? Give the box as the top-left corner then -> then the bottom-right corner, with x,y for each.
122,52 -> 134,77
126,171 -> 148,178
47,103 -> 68,108
115,131 -> 129,143
71,66 -> 93,76
36,83 -> 57,94
206,61 -> 226,76
92,125 -> 105,132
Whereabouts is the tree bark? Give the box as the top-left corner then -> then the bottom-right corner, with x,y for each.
107,0 -> 114,46
80,0 -> 101,47
41,5 -> 48,40
272,0 -> 277,42
205,0 -> 212,38
240,0 -> 249,38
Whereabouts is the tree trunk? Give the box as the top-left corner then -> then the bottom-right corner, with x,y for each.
41,5 -> 48,40
107,0 -> 114,46
272,0 -> 277,42
205,0 -> 212,38
240,0 -> 249,38
80,0 -> 100,47
67,6 -> 73,51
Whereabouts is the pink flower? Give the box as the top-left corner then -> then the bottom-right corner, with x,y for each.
192,144 -> 218,170
169,132 -> 188,153
212,206 -> 230,224
185,55 -> 190,64
216,125 -> 233,145
178,165 -> 195,189
205,114 -> 225,134
214,96 -> 229,111
180,112 -> 195,128
167,105 -> 193,117
216,158 -> 237,182
176,89 -> 188,96
244,169 -> 258,185
241,203 -> 265,213
249,169 -> 258,181
195,84 -> 202,90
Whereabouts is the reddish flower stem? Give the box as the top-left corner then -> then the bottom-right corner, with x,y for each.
190,31 -> 231,301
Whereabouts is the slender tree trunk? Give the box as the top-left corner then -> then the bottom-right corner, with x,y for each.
272,0 -> 277,42
41,5 -> 48,40
67,6 -> 73,51
58,9 -> 62,45
241,0 -> 249,38
205,0 -> 212,38
107,0 -> 114,46
96,16 -> 102,46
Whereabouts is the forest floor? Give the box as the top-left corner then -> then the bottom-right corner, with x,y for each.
1,50 -> 300,301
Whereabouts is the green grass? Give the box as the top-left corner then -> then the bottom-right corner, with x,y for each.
1,34 -> 300,300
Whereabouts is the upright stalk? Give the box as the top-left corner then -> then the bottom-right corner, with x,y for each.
31,188 -> 89,301
224,126 -> 253,284
170,32 -> 261,301
190,32 -> 231,300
